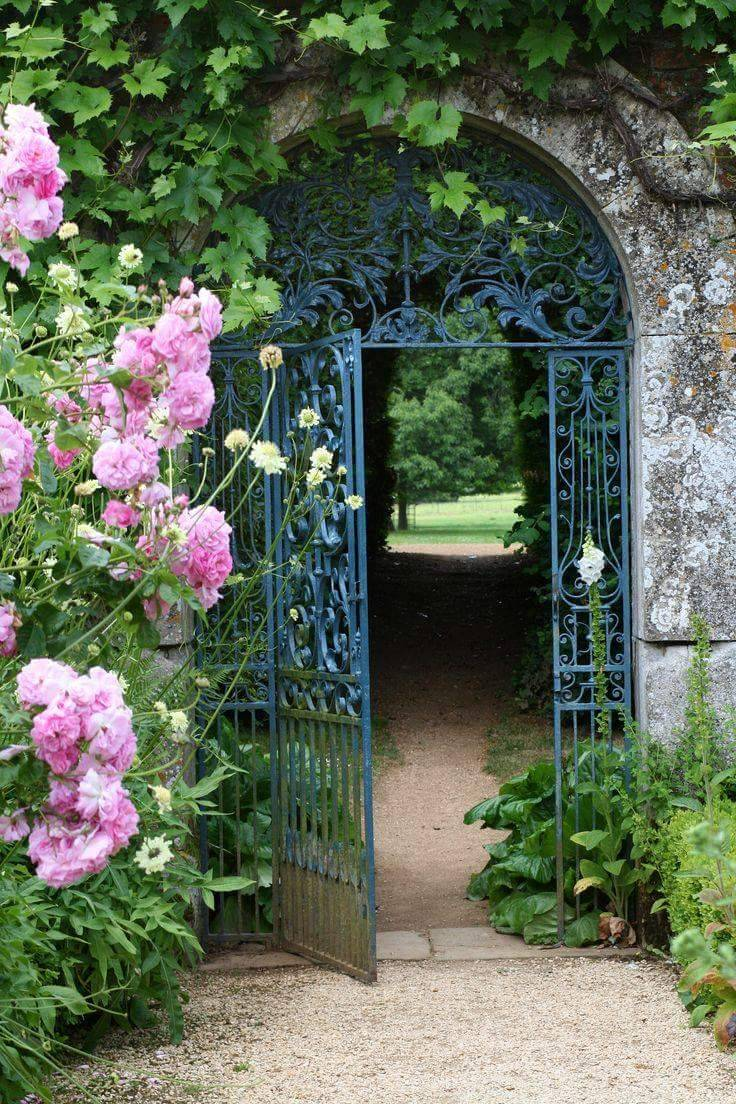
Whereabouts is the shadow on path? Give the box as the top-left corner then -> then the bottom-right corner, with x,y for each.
369,547 -> 536,931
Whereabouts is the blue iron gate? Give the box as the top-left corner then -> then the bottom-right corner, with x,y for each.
197,133 -> 633,968
267,331 -> 375,979
548,347 -> 631,939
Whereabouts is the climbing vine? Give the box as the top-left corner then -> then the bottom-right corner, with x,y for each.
0,0 -> 734,323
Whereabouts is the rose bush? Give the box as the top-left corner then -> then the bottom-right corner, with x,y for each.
0,100 -> 345,1102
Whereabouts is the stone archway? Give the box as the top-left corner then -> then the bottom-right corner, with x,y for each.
267,67 -> 736,741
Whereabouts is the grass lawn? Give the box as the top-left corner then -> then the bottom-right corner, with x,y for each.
388,490 -> 523,546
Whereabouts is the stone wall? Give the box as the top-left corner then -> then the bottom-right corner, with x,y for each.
265,64 -> 736,740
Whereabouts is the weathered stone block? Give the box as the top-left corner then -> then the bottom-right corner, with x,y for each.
157,599 -> 194,646
636,639 -> 736,744
635,334 -> 736,640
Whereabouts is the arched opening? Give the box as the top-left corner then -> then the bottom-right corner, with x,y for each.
197,126 -> 633,975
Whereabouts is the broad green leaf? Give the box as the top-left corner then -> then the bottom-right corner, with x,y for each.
405,99 -> 462,146
345,11 -> 391,53
517,19 -> 576,69
60,136 -> 106,178
564,910 -> 601,947
476,200 -> 506,226
52,83 -> 112,125
570,829 -> 608,850
427,171 -> 478,217
121,59 -> 172,100
574,875 -> 604,894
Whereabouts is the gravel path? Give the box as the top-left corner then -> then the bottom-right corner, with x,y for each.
63,959 -> 736,1104
370,550 -> 528,929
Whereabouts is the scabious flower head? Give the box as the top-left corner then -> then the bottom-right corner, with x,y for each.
250,440 -> 286,475
57,221 -> 78,241
150,784 -> 172,813
310,446 -> 333,472
298,407 -> 321,429
224,428 -> 249,452
168,710 -> 189,741
48,261 -> 77,288
258,344 -> 283,371
74,479 -> 100,496
134,835 -> 174,874
346,494 -> 364,510
56,303 -> 89,336
118,243 -> 143,270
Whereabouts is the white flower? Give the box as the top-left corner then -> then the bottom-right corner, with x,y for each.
153,700 -> 167,715
74,479 -> 99,496
134,836 -> 174,875
336,465 -> 347,477
310,446 -> 333,472
258,344 -> 283,371
5,282 -> 18,295
224,428 -> 250,452
289,607 -> 299,622
305,467 -> 323,490
576,535 -> 605,587
168,710 -> 189,741
56,304 -> 89,336
298,407 -> 321,429
150,784 -> 172,813
118,243 -> 143,271
48,262 -> 78,289
58,221 -> 79,241
250,440 -> 287,475
346,494 -> 363,510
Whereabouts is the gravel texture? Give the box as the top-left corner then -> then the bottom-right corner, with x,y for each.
60,958 -> 736,1104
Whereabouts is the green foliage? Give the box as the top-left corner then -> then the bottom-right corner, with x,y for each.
0,0 -> 731,318
388,342 -> 520,512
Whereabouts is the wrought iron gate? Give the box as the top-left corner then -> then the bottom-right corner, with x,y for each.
267,331 -> 375,979
196,132 -> 633,965
548,347 -> 631,938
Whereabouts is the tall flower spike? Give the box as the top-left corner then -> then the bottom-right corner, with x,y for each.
576,532 -> 605,588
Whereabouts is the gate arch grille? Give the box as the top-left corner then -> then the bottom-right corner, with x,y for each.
196,133 -> 633,967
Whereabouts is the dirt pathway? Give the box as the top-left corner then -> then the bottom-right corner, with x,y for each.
369,549 -> 530,931
67,960 -> 736,1104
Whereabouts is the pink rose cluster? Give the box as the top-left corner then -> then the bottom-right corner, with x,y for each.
0,600 -> 20,656
0,103 -> 65,275
0,659 -> 139,888
84,280 -> 222,495
0,401 -> 36,514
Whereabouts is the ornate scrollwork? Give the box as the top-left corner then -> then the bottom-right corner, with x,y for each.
222,135 -> 626,347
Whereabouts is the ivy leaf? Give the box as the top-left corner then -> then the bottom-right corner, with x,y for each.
344,11 -> 391,53
157,0 -> 209,27
51,83 -> 112,125
427,171 -> 478,216
350,72 -> 407,127
80,3 -> 118,36
476,200 -> 506,226
121,59 -> 172,100
88,35 -> 131,70
517,20 -> 576,69
60,136 -> 106,178
405,99 -> 462,145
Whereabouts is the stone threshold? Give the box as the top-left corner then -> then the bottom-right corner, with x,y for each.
200,927 -> 641,972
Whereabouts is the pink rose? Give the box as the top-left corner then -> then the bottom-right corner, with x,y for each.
165,369 -> 215,430
197,288 -> 223,341
0,807 -> 29,842
31,694 -> 84,775
46,426 -> 80,470
4,103 -> 49,136
17,657 -> 78,709
173,505 -> 232,610
28,817 -> 114,887
92,434 -> 160,491
102,499 -> 140,528
151,313 -> 211,375
0,403 -> 35,477
0,246 -> 29,275
0,600 -> 20,656
13,131 -> 59,176
113,326 -> 162,380
86,705 -> 136,772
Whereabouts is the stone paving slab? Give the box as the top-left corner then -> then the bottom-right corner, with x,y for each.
201,928 -> 641,970
376,930 -> 430,960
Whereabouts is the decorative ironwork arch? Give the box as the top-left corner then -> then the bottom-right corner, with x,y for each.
199,131 -> 633,964
222,134 -> 628,347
